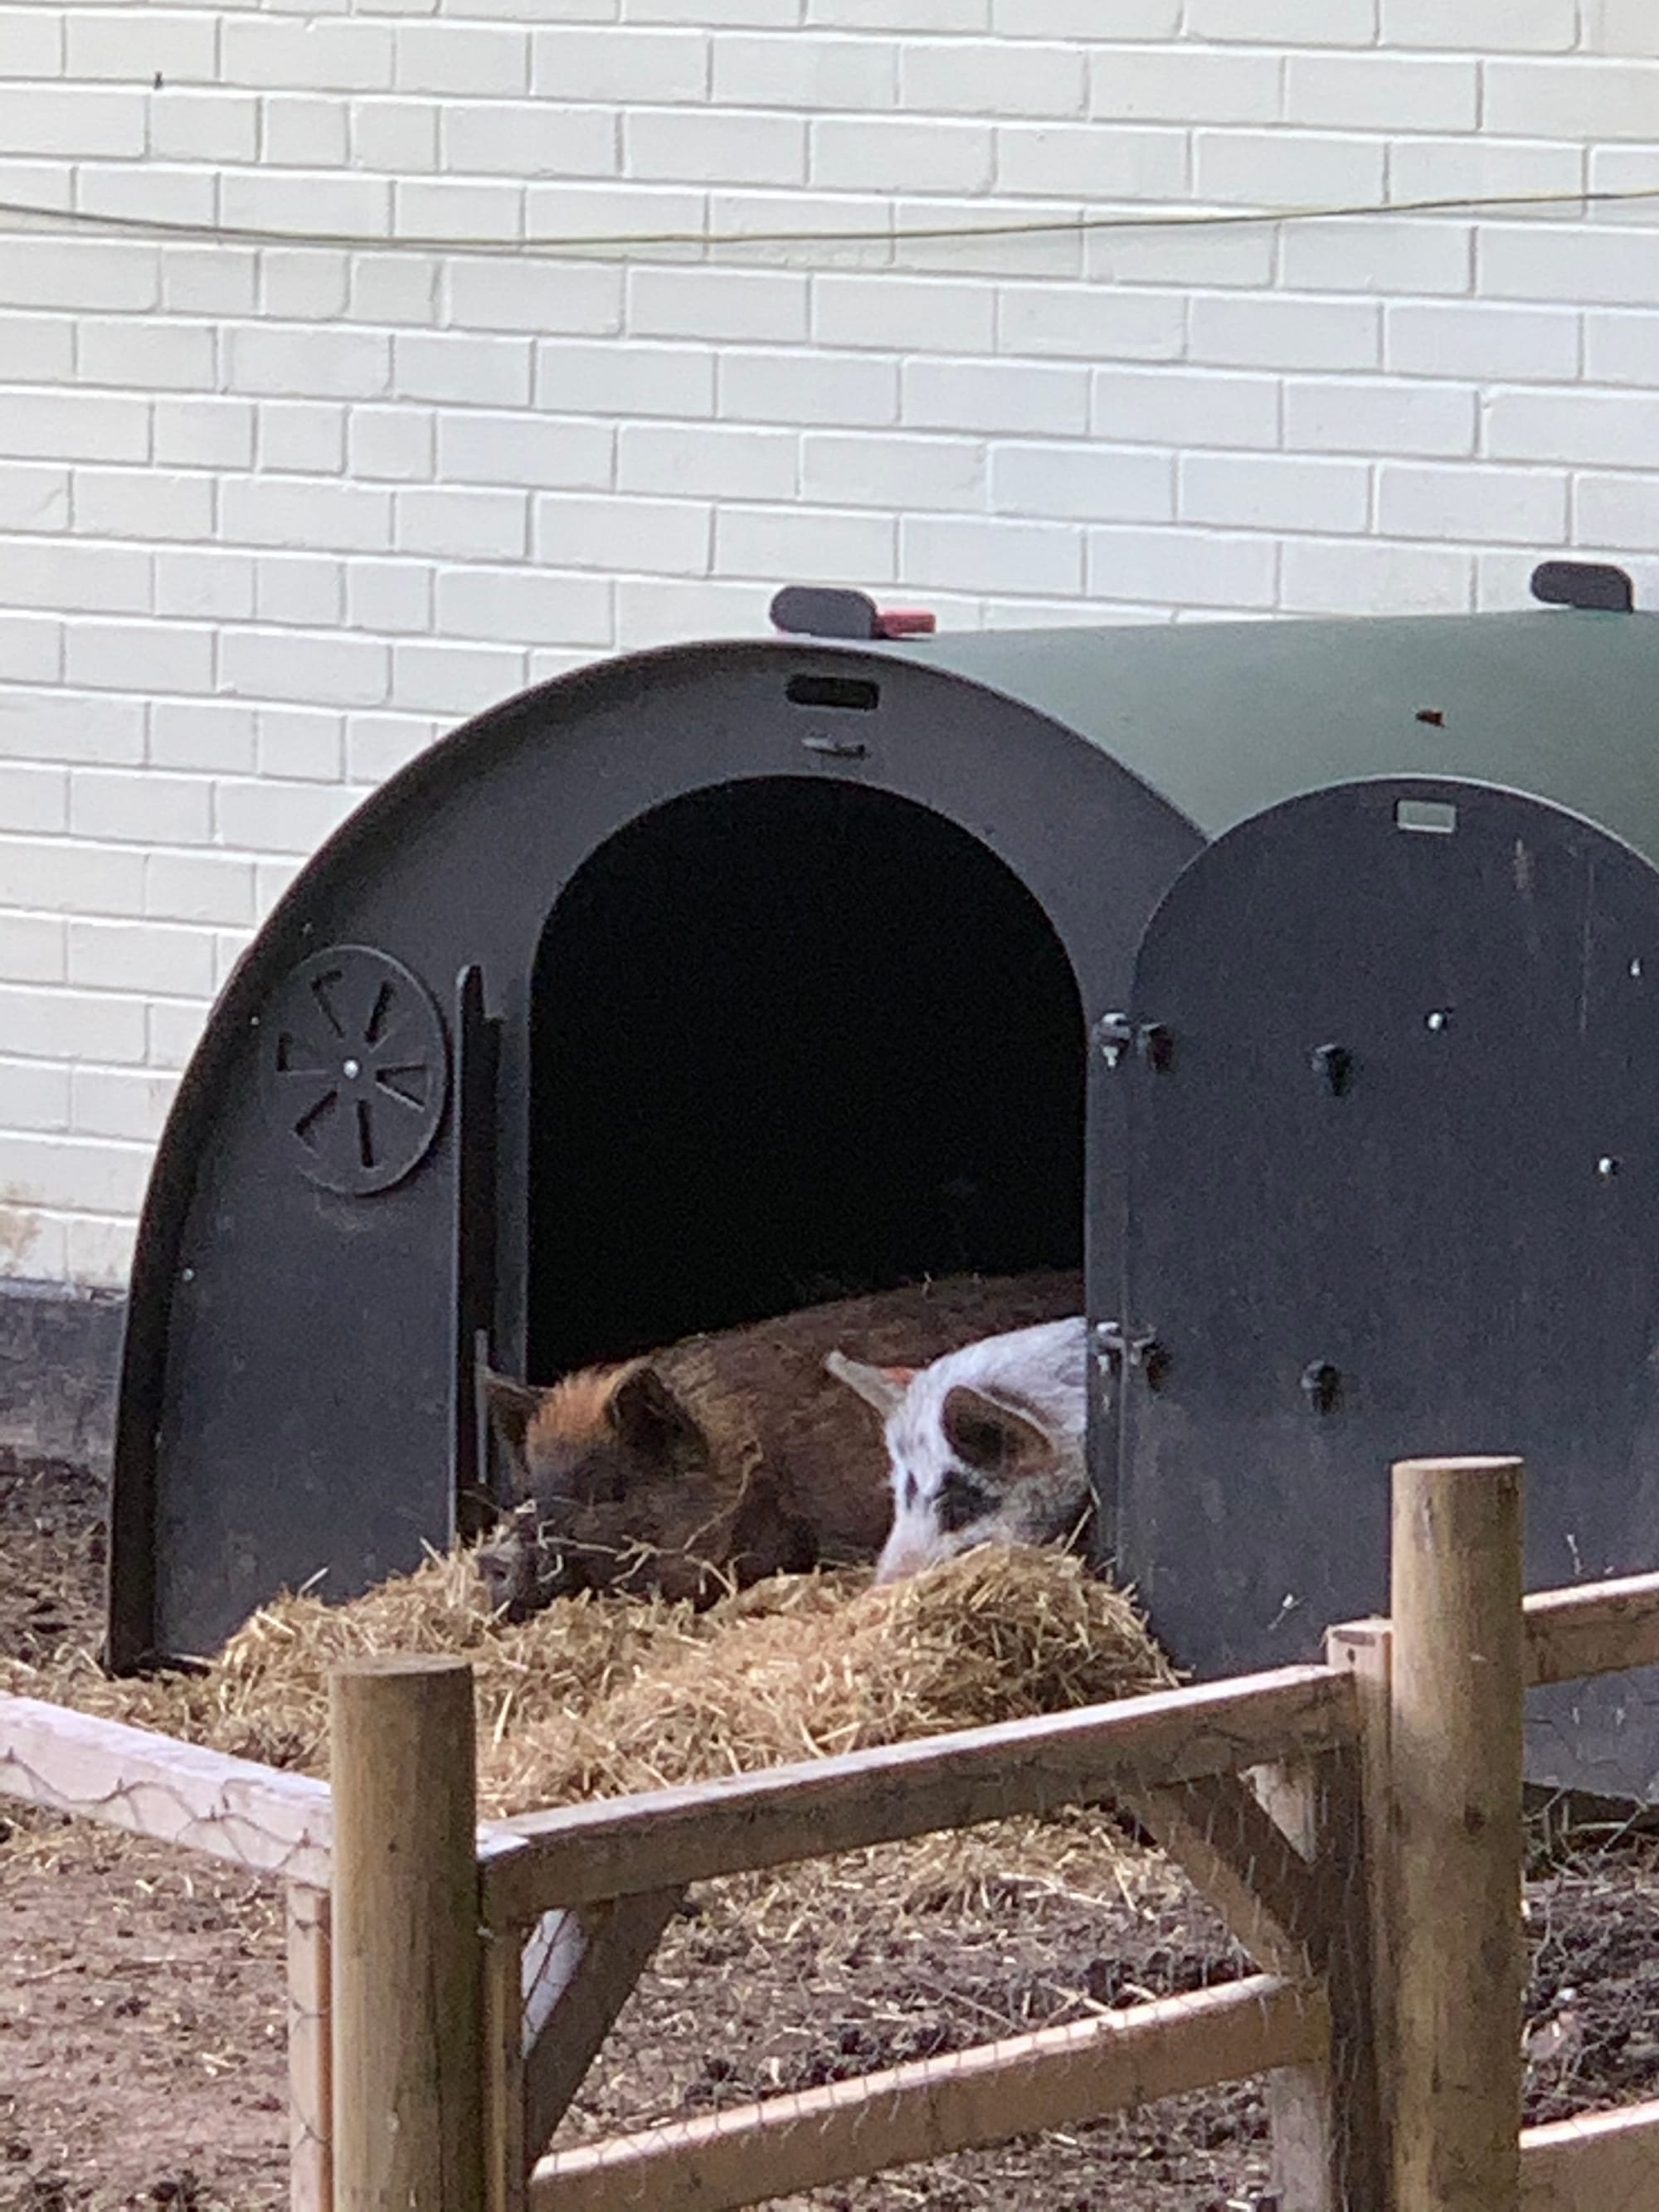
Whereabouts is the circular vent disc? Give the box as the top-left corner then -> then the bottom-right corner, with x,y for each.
258,944 -> 450,1196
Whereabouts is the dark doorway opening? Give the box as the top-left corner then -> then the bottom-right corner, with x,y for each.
528,776 -> 1085,1377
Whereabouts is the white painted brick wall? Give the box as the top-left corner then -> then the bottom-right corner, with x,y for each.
3,3 -> 1659,1282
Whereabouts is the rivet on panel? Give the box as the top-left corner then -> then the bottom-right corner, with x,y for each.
1425,1009 -> 1450,1033
1311,1043 -> 1355,1096
1598,1155 -> 1621,1181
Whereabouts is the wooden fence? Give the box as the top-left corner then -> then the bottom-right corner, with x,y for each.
5,1454 -> 1659,2212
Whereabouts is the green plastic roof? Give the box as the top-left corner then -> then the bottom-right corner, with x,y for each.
889,610 -> 1659,869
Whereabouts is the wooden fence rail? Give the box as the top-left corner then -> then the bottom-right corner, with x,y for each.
8,1466 -> 1659,2212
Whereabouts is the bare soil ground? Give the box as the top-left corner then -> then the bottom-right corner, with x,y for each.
4,1458 -> 1659,2211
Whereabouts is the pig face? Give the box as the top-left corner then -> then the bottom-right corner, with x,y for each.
474,1363 -> 810,1615
827,1317 -> 1089,1582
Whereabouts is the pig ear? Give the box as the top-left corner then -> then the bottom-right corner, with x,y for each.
482,1369 -> 542,1465
824,1350 -> 914,1420
940,1386 -> 1051,1475
606,1364 -> 706,1457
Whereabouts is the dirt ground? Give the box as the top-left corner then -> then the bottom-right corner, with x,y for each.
5,1459 -> 1659,2211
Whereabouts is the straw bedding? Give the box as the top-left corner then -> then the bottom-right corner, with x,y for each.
9,1542 -> 1175,1823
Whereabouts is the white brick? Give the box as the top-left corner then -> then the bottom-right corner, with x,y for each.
630,108 -> 806,186
718,349 -> 898,426
393,21 -> 529,93
149,701 -> 258,775
902,358 -> 1088,435
68,919 -> 216,999
68,10 -> 216,80
223,477 -> 392,553
0,913 -> 66,984
161,246 -> 257,318
71,1069 -> 181,1145
395,178 -> 525,245
1194,131 -> 1387,210
0,391 -> 148,464
1486,389 -> 1659,470
146,999 -> 209,1071
1284,377 -> 1477,457
1479,225 -> 1659,309
0,1059 -> 71,1134
618,423 -> 796,498
1086,527 -> 1277,610
713,33 -> 895,109
348,560 -> 433,634
0,546 -> 150,623
614,576 -> 773,646
349,406 -> 435,481
800,431 -> 986,511
902,513 -> 1080,595
66,620 -> 215,698
1388,137 -> 1584,208
260,93 -> 349,168
1092,365 -> 1279,450
1582,313 -> 1659,388
534,493 -> 711,574
0,315 -> 73,383
391,332 -> 533,406
628,0 -> 791,21
396,485 -> 528,559
1285,54 -> 1478,132
1378,462 -> 1567,544
255,555 -> 345,628
526,180 -> 704,246
0,613 -> 62,685
153,91 -> 260,163
0,239 -> 157,313
995,122 -> 1187,201
69,769 -> 213,846
145,852 -> 258,927
351,98 -> 440,173
154,549 -> 256,621
1180,454 -> 1371,535
901,195 -> 1086,280
533,28 -> 708,100
995,0 -> 1177,27
255,401 -> 347,476
0,1209 -> 64,1282
445,261 -> 622,338
1383,0 -> 1574,48
219,630 -> 390,709
346,714 -> 441,783
0,986 -> 146,1066
1279,537 -> 1474,615
348,254 -> 440,327
1385,302 -> 1579,384
220,172 -> 391,245
996,283 -> 1184,363
813,275 -> 995,354
1583,0 -> 1659,55
991,442 -> 1172,523
0,763 -> 67,833
902,40 -> 1083,117
154,397 -> 255,471
213,775 -> 362,853
226,327 -> 391,401
628,266 -> 809,343
1279,220 -> 1472,298
1573,474 -> 1659,551
0,86 -> 144,156
1485,59 -> 1659,139
221,18 -> 394,91
537,339 -> 716,416
1090,50 -> 1280,124
0,833 -> 144,911
0,8 -> 61,75
72,469 -> 216,542
256,708 -> 345,782
435,566 -> 612,645
437,411 -> 613,489
1188,0 -> 1374,39
811,116 -> 992,194
64,1217 -> 137,1291
443,100 -> 617,177
0,1134 -> 150,1216
715,504 -> 896,582
77,320 -> 217,393
1192,296 -> 1379,373
77,165 -> 218,232
0,465 -> 69,534
391,639 -> 528,715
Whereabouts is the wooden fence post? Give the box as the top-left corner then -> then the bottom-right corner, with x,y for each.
1389,1456 -> 1525,2212
329,1655 -> 484,2212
